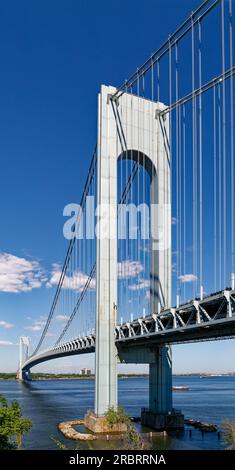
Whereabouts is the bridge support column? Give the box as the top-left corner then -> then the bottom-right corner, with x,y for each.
141,346 -> 184,430
93,85 -> 118,418
118,344 -> 184,430
18,336 -> 31,381
149,346 -> 172,413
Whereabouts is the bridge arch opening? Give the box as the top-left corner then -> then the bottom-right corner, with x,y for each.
117,149 -> 159,324
118,149 -> 157,181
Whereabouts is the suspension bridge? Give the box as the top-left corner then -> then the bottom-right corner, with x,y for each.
18,0 -> 235,431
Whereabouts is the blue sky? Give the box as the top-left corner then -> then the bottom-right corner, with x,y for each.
0,0 -> 235,374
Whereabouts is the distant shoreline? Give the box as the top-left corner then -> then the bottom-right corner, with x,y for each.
1,372 -> 235,380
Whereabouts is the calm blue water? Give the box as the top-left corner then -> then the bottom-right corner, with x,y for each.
1,376 -> 235,450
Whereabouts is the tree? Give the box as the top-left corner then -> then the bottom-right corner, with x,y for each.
0,394 -> 32,449
105,406 -> 130,427
105,406 -> 150,450
221,419 -> 235,450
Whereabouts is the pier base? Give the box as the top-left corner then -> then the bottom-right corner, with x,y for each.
141,409 -> 184,431
84,410 -> 127,434
17,369 -> 32,381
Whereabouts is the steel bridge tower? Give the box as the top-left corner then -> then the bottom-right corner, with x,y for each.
94,85 -> 173,424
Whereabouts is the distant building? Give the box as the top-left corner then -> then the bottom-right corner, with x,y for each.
79,368 -> 91,375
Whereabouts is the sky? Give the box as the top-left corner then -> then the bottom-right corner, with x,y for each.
0,0 -> 235,374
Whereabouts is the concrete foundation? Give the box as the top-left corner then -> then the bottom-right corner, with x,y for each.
141,409 -> 184,431
84,410 -> 128,434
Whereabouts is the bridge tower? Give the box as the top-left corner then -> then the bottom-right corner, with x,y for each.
18,336 -> 31,381
93,84 -> 175,428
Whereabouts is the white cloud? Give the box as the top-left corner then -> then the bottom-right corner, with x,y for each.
47,260 -> 145,291
55,315 -> 70,322
0,252 -> 46,293
24,326 -> 41,331
25,320 -> 46,331
47,264 -> 96,292
172,217 -> 177,225
118,260 -> 144,279
0,340 -> 15,346
179,274 -> 198,283
128,279 -> 150,291
0,320 -> 14,329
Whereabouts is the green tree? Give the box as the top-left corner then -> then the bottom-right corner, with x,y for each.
105,406 -> 130,427
0,394 -> 32,449
221,419 -> 235,450
105,406 -> 150,450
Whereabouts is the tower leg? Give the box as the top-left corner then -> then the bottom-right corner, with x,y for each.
18,336 -> 23,381
94,85 -> 118,418
18,336 -> 31,381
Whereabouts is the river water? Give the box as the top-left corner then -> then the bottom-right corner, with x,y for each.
1,376 -> 235,450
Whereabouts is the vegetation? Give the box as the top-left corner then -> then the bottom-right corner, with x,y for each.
105,406 -> 130,427
30,373 -> 94,379
221,419 -> 235,450
0,373 -> 16,380
0,395 -> 32,449
125,424 -> 150,450
51,436 -> 69,449
105,406 -> 150,450
0,372 -> 149,380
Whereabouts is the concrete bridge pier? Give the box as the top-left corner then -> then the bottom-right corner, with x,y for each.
149,346 -> 172,413
118,345 -> 184,431
141,346 -> 184,430
17,369 -> 32,381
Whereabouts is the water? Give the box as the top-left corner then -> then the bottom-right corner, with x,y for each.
1,376 -> 235,450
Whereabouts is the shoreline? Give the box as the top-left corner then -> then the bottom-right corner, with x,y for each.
1,373 -> 235,381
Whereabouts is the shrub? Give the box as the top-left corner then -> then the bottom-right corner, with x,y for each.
221,419 -> 235,450
105,406 -> 151,450
105,406 -> 130,427
0,394 -> 32,449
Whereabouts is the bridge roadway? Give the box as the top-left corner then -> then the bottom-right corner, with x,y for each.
22,288 -> 235,372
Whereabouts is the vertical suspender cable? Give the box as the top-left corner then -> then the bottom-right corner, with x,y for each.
90,180 -> 92,334
183,103 -> 186,301
137,73 -> 140,313
198,20 -> 203,299
221,0 -> 227,286
130,85 -> 134,316
218,83 -> 222,288
176,41 -> 180,305
213,83 -> 217,292
157,60 -> 160,103
72,228 -> 74,337
151,57 -> 154,103
230,0 -> 235,288
139,75 -> 144,313
125,85 -> 128,321
179,83 -> 182,298
168,37 -> 173,307
192,15 -> 197,298
120,94 -> 123,321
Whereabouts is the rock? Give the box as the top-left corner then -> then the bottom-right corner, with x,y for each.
58,420 -> 98,441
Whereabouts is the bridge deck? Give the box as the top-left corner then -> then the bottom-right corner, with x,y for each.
22,289 -> 235,372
